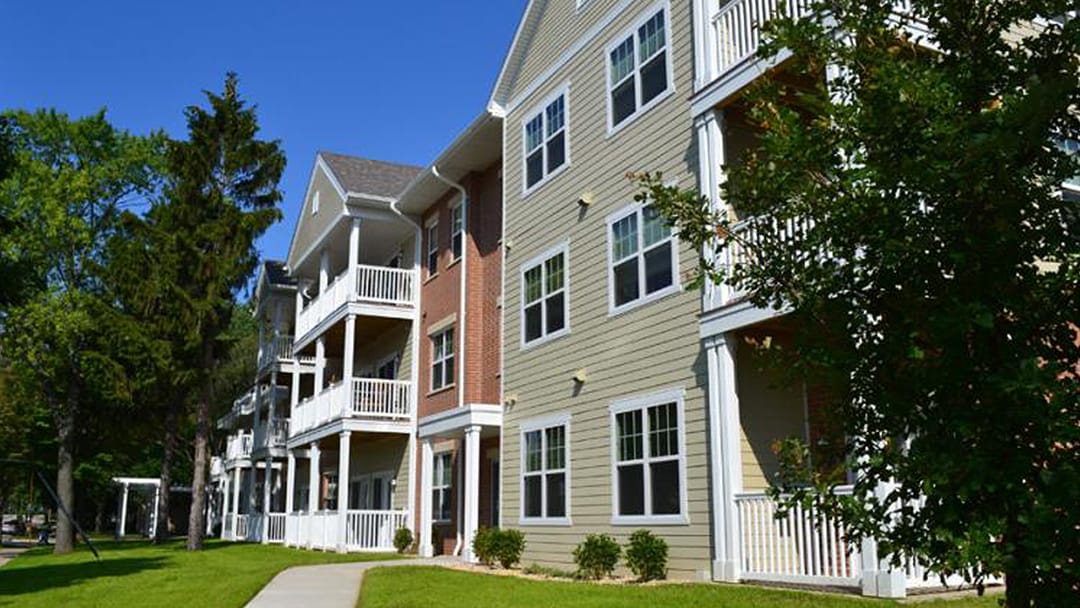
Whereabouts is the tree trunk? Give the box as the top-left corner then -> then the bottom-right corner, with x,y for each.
154,395 -> 180,544
1003,520 -> 1033,608
53,380 -> 78,555
186,343 -> 214,550
94,501 -> 105,535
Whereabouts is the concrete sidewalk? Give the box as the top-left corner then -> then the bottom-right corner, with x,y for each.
245,556 -> 453,608
0,545 -> 30,568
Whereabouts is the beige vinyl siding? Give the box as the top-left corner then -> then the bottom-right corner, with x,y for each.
346,435 -> 412,509
511,0 -> 623,98
288,166 -> 346,270
502,0 -> 711,580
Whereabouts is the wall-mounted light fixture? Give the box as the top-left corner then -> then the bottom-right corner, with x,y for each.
577,191 -> 594,207
572,368 -> 588,384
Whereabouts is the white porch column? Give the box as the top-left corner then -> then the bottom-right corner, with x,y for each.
462,426 -> 481,563
150,483 -> 161,538
864,480 -> 906,598
319,248 -> 330,293
419,439 -> 434,557
246,461 -> 257,518
348,218 -> 361,297
118,482 -> 129,538
707,332 -> 742,582
231,467 -> 242,541
695,109 -> 726,310
294,286 -> 304,340
262,456 -> 273,542
285,451 -> 296,514
307,441 -> 321,549
692,0 -> 717,89
337,431 -> 352,553
219,476 -> 230,539
314,336 -> 326,393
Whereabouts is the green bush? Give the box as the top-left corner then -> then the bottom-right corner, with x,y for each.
624,530 -> 668,582
572,534 -> 621,580
393,527 -> 413,554
474,528 -> 526,569
472,527 -> 497,567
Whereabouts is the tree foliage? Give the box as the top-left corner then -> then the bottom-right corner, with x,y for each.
640,2 -> 1079,605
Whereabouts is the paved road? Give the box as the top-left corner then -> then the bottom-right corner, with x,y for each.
245,556 -> 454,608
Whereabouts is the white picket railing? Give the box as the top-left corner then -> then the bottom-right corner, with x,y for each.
709,0 -> 920,83
710,214 -> 813,309
291,379 -> 413,436
247,513 -> 263,542
267,513 -> 286,543
258,334 -> 295,370
223,513 -> 234,540
235,514 -> 250,541
296,265 -> 417,340
345,510 -> 410,551
735,486 -> 861,585
226,432 -> 253,461
255,419 -> 290,450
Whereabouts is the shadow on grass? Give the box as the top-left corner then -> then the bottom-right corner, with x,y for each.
0,556 -> 168,603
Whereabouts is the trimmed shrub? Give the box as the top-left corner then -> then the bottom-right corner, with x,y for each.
472,527 -> 497,567
573,534 -> 621,580
393,527 -> 413,554
624,529 -> 668,582
491,528 -> 527,569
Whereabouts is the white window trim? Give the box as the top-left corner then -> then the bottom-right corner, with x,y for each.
431,327 -> 455,393
604,1 -> 676,138
605,200 -> 681,317
449,199 -> 465,264
519,240 -> 571,350
519,412 -> 572,526
521,82 -> 572,197
425,220 -> 439,280
609,387 -> 689,526
433,451 -> 453,523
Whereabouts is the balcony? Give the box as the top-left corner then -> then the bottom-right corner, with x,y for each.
695,0 -> 922,114
258,334 -> 315,371
291,378 -> 412,437
254,418 -> 290,451
295,265 -> 416,344
225,431 -> 253,462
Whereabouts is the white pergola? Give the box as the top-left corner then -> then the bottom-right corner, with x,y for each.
113,477 -> 191,539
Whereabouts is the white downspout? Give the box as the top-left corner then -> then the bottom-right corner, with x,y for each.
431,166 -> 468,410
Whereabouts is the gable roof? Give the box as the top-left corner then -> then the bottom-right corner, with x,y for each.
319,151 -> 423,200
488,0 -> 546,115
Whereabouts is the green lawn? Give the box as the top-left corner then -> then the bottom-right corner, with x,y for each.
360,567 -> 1001,608
0,539 -> 402,608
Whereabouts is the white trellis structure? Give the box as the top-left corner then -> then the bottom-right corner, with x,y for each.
112,477 -> 191,539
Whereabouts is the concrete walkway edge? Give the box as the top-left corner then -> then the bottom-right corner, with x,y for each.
245,556 -> 453,608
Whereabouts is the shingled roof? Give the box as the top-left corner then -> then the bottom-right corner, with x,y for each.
319,151 -> 423,199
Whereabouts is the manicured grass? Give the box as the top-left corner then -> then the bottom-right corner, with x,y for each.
0,539 -> 403,608
360,567 -> 1001,608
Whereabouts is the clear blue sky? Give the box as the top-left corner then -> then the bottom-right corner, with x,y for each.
0,0 -> 523,268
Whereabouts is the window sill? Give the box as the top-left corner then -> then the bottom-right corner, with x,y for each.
447,257 -> 461,270
608,283 -> 682,318
423,272 -> 439,285
521,162 -> 571,199
606,87 -> 676,139
426,384 -> 456,398
519,516 -> 572,527
611,514 -> 689,527
520,327 -> 570,352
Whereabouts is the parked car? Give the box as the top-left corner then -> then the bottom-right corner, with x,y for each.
1,519 -> 20,536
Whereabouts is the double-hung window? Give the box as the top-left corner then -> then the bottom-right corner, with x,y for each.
521,415 -> 570,524
608,203 -> 678,312
450,203 -> 464,261
431,328 -> 454,391
611,390 -> 685,523
426,222 -> 439,277
524,89 -> 568,191
433,452 -> 452,522
521,245 -> 568,346
608,7 -> 671,131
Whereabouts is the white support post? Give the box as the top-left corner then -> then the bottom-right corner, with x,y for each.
219,476 -> 230,539
342,315 -> 356,416
462,426 -> 481,563
692,0 -> 716,89
262,456 -> 273,542
307,441 -> 320,549
695,109 -> 726,310
118,482 -> 129,538
319,248 -> 330,294
315,336 -> 326,393
231,467 -> 242,541
246,462 -> 256,519
294,286 -> 303,338
337,431 -> 352,553
151,483 -> 161,538
707,332 -> 743,582
285,451 -> 296,514
348,218 -> 361,297
419,439 -> 434,557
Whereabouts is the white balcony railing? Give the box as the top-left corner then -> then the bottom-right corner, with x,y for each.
708,0 -> 919,86
267,513 -> 286,543
296,265 -> 416,340
225,432 -> 254,461
708,214 -> 812,310
234,390 -> 255,416
291,378 -> 412,436
210,456 -> 224,478
283,510 -> 408,552
235,513 -> 249,541
735,486 -> 861,585
254,418 -> 289,451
